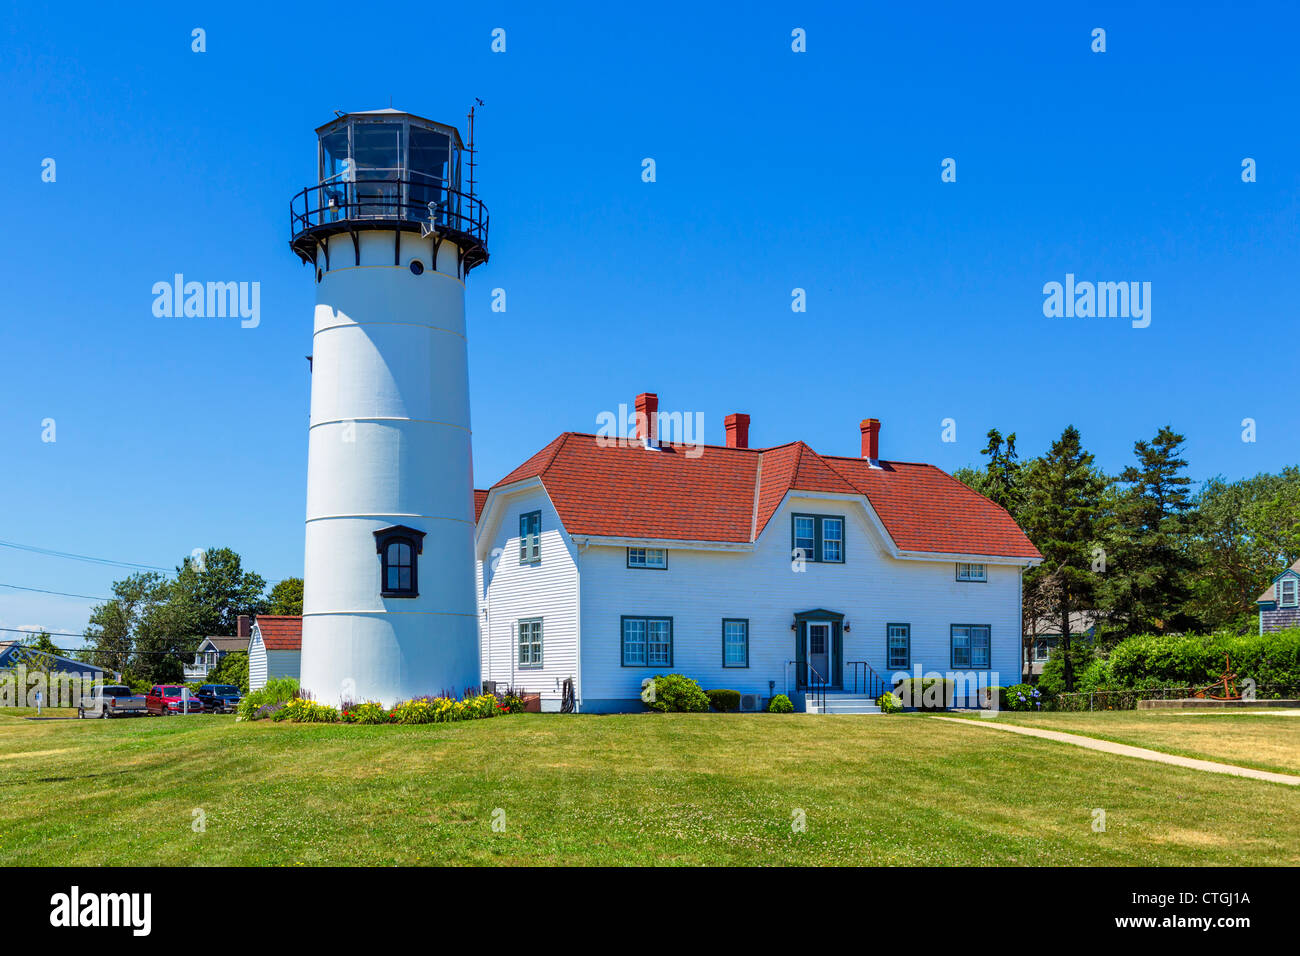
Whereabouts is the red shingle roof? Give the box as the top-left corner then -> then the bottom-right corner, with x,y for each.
255,615 -> 302,651
474,489 -> 489,523
487,433 -> 1041,559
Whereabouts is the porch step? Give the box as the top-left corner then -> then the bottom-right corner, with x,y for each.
807,694 -> 882,715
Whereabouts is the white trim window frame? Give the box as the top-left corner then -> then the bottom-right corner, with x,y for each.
1279,577 -> 1299,608
627,547 -> 668,569
956,562 -> 987,582
518,617 -> 543,668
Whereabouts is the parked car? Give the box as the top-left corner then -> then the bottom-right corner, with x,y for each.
146,685 -> 205,715
196,684 -> 242,713
77,684 -> 147,719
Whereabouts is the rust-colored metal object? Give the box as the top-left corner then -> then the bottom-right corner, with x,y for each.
1191,654 -> 1243,701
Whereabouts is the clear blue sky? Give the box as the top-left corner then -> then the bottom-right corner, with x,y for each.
2,1 -> 1297,642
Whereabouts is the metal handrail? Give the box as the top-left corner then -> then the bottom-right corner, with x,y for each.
807,665 -> 828,712
846,661 -> 889,700
289,176 -> 489,249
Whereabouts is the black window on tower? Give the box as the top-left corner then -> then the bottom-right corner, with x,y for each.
374,525 -> 427,598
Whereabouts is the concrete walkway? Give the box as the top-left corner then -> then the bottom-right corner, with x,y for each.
931,716 -> 1300,786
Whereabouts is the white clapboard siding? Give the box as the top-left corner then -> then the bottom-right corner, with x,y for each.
476,485 -> 579,709
577,493 -> 1023,710
248,628 -> 268,691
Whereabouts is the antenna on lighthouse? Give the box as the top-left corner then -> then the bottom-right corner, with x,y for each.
467,98 -> 483,197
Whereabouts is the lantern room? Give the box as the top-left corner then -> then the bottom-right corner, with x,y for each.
289,108 -> 488,272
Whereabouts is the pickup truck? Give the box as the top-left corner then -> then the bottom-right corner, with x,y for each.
145,685 -> 205,715
78,685 -> 147,719
196,684 -> 242,713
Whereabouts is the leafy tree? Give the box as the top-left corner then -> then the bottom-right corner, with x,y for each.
1102,427 -> 1196,639
267,577 -> 304,616
173,547 -> 268,636
953,428 -> 1025,518
1188,468 -> 1300,630
84,572 -> 167,678
1019,426 -> 1110,692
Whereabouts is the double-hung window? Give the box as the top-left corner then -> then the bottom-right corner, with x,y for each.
791,513 -> 845,563
886,624 -> 910,670
951,625 -> 992,668
956,562 -> 987,582
621,616 -> 673,667
1280,577 -> 1299,608
722,619 -> 749,668
627,547 -> 667,569
518,618 -> 543,668
519,511 -> 541,564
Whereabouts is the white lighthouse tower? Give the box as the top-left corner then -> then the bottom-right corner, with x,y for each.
289,109 -> 489,705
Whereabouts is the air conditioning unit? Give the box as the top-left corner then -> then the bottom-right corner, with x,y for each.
739,693 -> 761,713
482,680 -> 498,696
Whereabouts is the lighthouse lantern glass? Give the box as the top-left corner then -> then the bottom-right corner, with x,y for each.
314,115 -> 462,227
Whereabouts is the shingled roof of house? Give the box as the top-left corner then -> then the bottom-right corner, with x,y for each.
254,615 -> 302,651
1257,557 -> 1300,603
486,432 -> 1041,560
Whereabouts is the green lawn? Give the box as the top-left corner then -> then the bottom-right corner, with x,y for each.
956,710 -> 1300,776
0,707 -> 79,719
0,712 -> 1296,866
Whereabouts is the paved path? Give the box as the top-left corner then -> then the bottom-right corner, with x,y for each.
931,716 -> 1300,786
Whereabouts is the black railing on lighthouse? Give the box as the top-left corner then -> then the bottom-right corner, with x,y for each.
289,175 -> 489,270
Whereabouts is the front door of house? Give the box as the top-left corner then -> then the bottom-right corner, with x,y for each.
808,622 -> 831,685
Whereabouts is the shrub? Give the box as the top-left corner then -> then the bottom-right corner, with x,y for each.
706,689 -> 741,712
894,677 -> 953,710
644,674 -> 710,713
767,693 -> 794,714
1002,683 -> 1041,711
235,677 -> 300,722
389,693 -> 501,724
876,691 -> 901,714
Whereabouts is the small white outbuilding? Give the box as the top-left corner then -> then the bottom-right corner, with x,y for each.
247,616 -> 302,691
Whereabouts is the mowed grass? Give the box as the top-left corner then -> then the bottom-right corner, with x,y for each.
962,710 -> 1300,776
0,707 -> 79,719
0,713 -> 1296,866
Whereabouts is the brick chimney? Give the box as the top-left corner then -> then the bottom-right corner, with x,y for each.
725,413 -> 750,449
860,418 -> 881,461
634,392 -> 658,447
237,614 -> 251,638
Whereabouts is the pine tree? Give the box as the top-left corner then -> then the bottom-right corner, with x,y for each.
1104,427 -> 1195,638
1019,426 -> 1109,692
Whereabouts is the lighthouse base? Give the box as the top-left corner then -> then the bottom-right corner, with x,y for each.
299,613 -> 480,708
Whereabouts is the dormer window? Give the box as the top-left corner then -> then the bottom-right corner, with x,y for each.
791,514 -> 845,564
374,525 -> 426,598
1280,577 -> 1299,608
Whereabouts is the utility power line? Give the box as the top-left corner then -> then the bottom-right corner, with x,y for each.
0,583 -> 112,602
0,539 -> 169,572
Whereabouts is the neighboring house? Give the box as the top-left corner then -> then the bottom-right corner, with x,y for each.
474,393 -> 1042,713
1256,557 -> 1300,634
0,641 -> 104,680
248,615 -> 302,690
1022,612 -> 1097,680
183,616 -> 253,680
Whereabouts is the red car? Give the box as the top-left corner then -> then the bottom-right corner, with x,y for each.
145,685 -> 206,715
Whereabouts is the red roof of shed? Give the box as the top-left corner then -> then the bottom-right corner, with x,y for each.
255,615 -> 302,651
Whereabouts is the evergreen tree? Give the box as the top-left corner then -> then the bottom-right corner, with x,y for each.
1103,427 -> 1195,638
1019,426 -> 1109,692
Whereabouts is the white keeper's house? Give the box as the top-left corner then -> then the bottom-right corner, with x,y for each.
474,393 -> 1042,713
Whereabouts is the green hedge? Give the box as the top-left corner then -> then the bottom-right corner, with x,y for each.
706,689 -> 741,712
894,677 -> 953,710
767,693 -> 794,713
